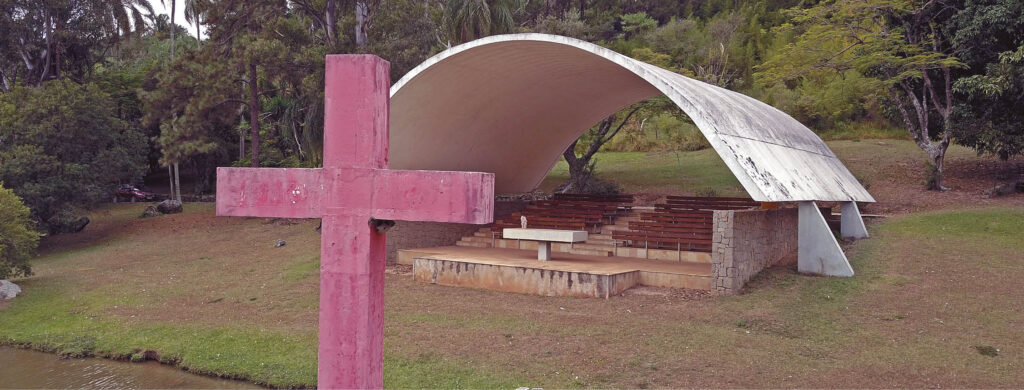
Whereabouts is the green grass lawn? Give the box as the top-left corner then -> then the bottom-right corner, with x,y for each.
2,204 -> 1022,388
538,139 -> 989,200
539,149 -> 746,195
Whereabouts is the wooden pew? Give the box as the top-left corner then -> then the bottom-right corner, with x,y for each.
553,193 -> 635,203
663,195 -> 759,211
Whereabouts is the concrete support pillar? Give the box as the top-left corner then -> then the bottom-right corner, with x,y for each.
798,201 -> 854,277
538,241 -> 551,261
840,201 -> 869,239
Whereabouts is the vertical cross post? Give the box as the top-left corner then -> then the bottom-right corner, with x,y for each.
216,55 -> 494,389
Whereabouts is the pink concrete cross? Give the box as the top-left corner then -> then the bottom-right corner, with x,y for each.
215,55 -> 494,389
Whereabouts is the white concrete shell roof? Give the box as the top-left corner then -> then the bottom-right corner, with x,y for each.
388,33 -> 874,202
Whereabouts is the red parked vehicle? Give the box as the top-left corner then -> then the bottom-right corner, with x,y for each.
114,184 -> 156,202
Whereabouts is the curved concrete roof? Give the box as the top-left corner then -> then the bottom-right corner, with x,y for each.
389,34 -> 874,202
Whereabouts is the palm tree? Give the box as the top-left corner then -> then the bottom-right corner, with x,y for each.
105,0 -> 157,38
443,0 -> 524,43
156,0 -> 182,201
183,0 -> 205,46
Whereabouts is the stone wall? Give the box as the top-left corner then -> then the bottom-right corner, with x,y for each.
710,208 -> 799,294
385,199 -> 528,264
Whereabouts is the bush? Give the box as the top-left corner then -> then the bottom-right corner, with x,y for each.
555,176 -> 621,195
0,80 -> 147,230
0,183 -> 40,279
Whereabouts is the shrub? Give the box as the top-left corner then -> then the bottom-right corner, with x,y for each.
0,183 -> 40,279
0,80 -> 147,230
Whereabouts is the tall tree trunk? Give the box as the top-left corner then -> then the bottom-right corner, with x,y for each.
39,12 -> 52,83
355,1 -> 369,47
325,0 -> 337,45
195,14 -> 201,48
562,140 -> 593,192
892,81 -> 951,191
169,0 -> 178,201
170,0 -> 176,59
579,0 -> 586,19
560,106 -> 642,193
174,163 -> 181,201
239,111 -> 246,160
168,166 -> 175,200
248,61 -> 261,168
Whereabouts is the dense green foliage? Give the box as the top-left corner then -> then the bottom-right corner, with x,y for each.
0,80 -> 148,229
0,183 -> 39,279
755,0 -> 1023,189
2,0 -> 1022,219
948,0 -> 1024,161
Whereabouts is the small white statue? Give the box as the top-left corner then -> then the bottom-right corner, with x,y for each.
520,215 -> 528,229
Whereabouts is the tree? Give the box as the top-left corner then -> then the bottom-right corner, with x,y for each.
355,1 -> 381,47
560,104 -> 643,193
947,0 -> 1024,161
146,0 -> 326,178
952,45 -> 1024,161
619,12 -> 655,40
0,183 -> 39,279
166,0 -> 182,201
757,0 -> 965,190
0,0 -> 156,88
184,0 -> 207,45
0,80 -> 148,230
443,0 -> 525,43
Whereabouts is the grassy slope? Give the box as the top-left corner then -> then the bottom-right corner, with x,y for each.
0,205 -> 515,389
2,140 -> 1023,388
540,140 -> 1007,202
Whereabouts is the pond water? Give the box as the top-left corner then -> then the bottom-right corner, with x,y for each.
0,346 -> 262,389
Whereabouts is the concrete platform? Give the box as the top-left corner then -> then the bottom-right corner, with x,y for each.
403,246 -> 712,298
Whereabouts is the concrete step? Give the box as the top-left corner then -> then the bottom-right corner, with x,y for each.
461,236 -> 492,244
456,240 -> 490,248
585,238 -> 617,246
569,247 -> 612,256
602,227 -> 630,234
589,233 -> 612,240
572,243 -> 616,251
473,231 -> 491,238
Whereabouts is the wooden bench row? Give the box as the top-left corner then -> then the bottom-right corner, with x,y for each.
553,193 -> 635,203
491,195 -> 638,237
611,231 -> 713,252
663,195 -> 760,211
656,203 -> 754,211
613,203 -> 718,253
493,214 -> 589,232
665,195 -> 756,202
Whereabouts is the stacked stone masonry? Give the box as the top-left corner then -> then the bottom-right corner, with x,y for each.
710,208 -> 799,294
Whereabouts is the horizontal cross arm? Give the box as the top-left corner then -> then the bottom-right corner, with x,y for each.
372,170 -> 494,224
216,167 -> 325,218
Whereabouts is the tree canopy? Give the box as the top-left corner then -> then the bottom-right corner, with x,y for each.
2,0 -> 1022,229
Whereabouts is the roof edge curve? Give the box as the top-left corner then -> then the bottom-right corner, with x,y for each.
389,33 -> 875,203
